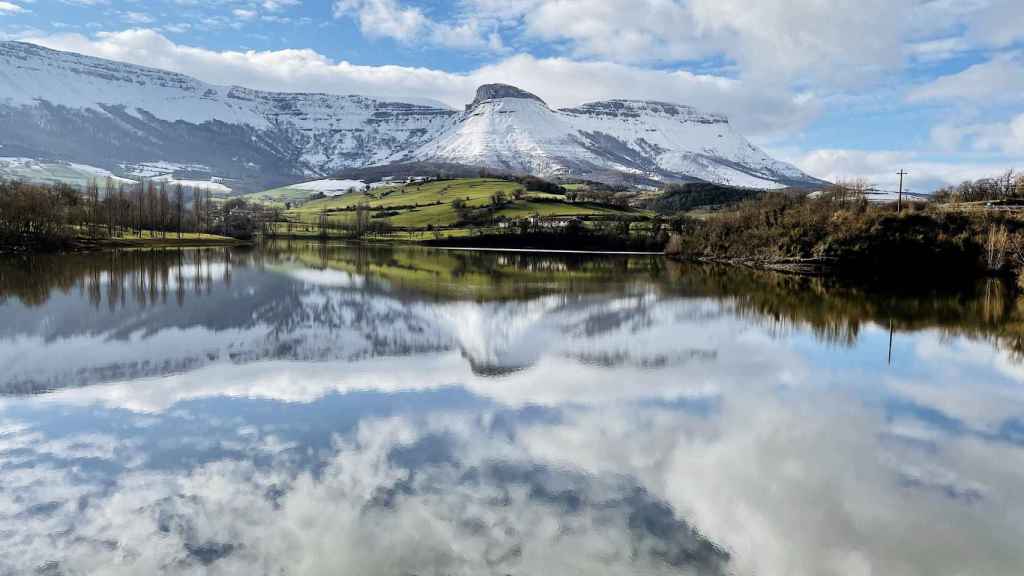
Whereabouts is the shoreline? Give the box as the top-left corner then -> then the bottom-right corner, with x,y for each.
1,235 -> 251,255
666,255 -> 839,276
433,246 -> 663,256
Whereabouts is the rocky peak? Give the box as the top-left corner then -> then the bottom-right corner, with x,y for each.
560,99 -> 729,124
466,84 -> 547,111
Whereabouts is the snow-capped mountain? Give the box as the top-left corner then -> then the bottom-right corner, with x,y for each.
412,84 -> 817,188
0,42 -> 820,191
0,41 -> 456,191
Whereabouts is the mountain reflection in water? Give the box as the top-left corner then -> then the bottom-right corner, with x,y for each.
1,243 -> 1023,576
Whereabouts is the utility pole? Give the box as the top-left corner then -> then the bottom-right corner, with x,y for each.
896,170 -> 908,213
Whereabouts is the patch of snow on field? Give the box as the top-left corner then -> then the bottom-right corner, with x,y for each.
807,189 -> 931,203
0,157 -> 136,185
120,161 -> 212,178
151,174 -> 232,194
288,179 -> 367,195
66,163 -> 136,183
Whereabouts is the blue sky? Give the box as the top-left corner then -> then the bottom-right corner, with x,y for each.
1,0 -> 1022,190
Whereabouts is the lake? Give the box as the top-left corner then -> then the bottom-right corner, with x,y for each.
1,242 -> 1022,575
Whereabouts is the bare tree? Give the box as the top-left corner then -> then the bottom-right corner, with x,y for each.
174,184 -> 184,239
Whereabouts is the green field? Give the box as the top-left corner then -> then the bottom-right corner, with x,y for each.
239,186 -> 316,207
273,178 -> 643,237
63,229 -> 247,250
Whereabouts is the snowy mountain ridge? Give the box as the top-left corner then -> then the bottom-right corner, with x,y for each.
414,86 -> 816,188
0,42 -> 820,191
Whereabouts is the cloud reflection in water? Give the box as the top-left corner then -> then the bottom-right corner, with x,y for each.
1,245 -> 1023,575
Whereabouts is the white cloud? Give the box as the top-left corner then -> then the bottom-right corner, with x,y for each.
232,8 -> 258,21
789,148 -> 1017,191
334,0 -> 498,50
0,1 -> 25,13
690,0 -> 911,85
262,0 -> 299,11
962,0 -> 1024,48
520,0 -> 703,63
161,22 -> 191,34
908,53 -> 1024,103
931,114 -> 1024,156
907,36 -> 973,62
472,0 -> 915,86
333,0 -> 429,42
121,11 -> 154,24
337,0 -> 915,78
23,29 -> 816,134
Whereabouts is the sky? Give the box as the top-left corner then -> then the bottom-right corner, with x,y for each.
0,0 -> 1022,191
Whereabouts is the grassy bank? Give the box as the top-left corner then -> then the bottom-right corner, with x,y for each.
665,193 -> 1024,280
1,230 -> 248,254
82,231 -> 249,250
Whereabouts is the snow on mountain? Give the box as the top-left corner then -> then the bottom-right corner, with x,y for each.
0,41 -> 456,191
0,42 -> 820,191
413,85 -> 818,188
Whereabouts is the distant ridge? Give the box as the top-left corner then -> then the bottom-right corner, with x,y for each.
0,42 -> 823,191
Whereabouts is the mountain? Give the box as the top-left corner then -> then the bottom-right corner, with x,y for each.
0,41 -> 456,192
411,84 -> 818,188
0,42 -> 820,191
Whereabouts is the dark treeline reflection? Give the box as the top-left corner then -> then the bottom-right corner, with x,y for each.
3,242 -> 1024,357
664,262 -> 1024,356
0,248 -> 260,310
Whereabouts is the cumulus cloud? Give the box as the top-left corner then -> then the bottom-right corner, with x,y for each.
6,337 -> 1024,575
23,29 -> 816,134
688,0 -> 911,85
462,0 -> 919,86
0,412 -> 733,575
261,0 -> 300,11
5,246 -> 1024,574
0,1 -> 25,14
961,0 -> 1024,48
908,53 -> 1024,103
333,0 -> 499,50
232,8 -> 258,21
931,114 -> 1024,156
336,0 -> 929,87
788,148 -> 1017,190
121,11 -> 154,24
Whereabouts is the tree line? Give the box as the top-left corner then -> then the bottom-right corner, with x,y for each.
0,178 -> 282,249
933,170 -> 1024,204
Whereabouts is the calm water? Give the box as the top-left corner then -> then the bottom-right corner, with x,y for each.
1,243 -> 1023,575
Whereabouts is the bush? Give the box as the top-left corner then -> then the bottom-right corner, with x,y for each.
666,193 -> 1018,279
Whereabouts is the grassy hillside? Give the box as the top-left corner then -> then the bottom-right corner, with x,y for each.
238,186 -> 315,207
274,178 -> 644,236
0,158 -> 134,189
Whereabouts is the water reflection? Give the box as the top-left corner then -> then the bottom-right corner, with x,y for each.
1,244 -> 1023,575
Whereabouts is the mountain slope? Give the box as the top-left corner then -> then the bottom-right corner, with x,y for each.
0,41 -> 456,191
412,85 -> 817,188
0,42 -> 820,190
